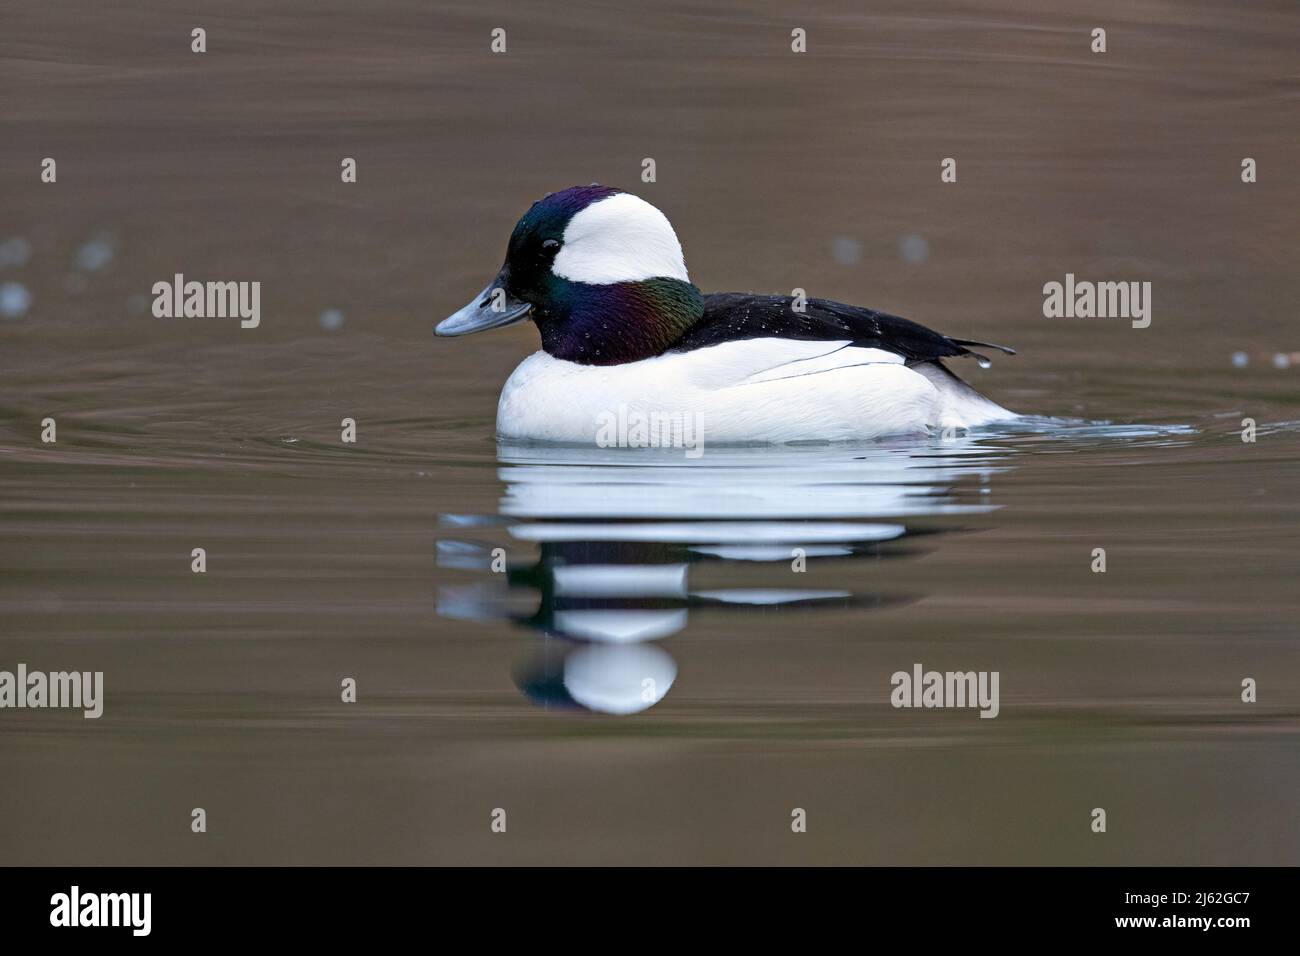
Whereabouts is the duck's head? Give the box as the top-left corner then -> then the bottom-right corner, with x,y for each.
436,185 -> 704,364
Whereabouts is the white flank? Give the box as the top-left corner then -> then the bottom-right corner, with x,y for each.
497,338 -> 1014,443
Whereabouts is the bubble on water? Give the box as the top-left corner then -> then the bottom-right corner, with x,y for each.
899,233 -> 929,264
1272,353 -> 1291,369
0,237 -> 32,269
0,281 -> 32,318
319,308 -> 345,331
76,232 -> 115,272
1231,351 -> 1249,368
831,236 -> 861,266
63,273 -> 87,295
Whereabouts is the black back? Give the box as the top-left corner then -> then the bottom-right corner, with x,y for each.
669,293 -> 1012,364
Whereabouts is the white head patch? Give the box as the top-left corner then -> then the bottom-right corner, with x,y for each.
552,193 -> 690,285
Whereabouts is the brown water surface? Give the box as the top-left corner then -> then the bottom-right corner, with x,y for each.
1,0 -> 1298,864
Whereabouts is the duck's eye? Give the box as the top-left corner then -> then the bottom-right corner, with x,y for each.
541,238 -> 561,254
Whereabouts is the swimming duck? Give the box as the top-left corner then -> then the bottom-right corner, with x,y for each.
436,185 -> 1016,443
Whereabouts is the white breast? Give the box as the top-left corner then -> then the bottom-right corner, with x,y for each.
495,338 -> 1010,444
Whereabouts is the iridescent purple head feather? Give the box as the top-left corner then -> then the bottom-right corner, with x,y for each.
436,185 -> 702,364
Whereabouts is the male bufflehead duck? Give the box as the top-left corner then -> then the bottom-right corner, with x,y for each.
436,185 -> 1016,443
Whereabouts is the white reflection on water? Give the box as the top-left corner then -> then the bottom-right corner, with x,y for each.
438,436 -> 1013,715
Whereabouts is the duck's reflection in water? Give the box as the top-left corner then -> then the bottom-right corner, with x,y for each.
438,439 -> 1010,714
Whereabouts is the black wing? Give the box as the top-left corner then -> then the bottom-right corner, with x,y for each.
671,293 -> 1014,365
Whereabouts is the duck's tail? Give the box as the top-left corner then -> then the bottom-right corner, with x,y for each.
913,359 -> 1017,426
948,338 -> 1016,369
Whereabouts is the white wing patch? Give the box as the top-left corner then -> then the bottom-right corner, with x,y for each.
739,343 -> 905,385
661,338 -> 903,388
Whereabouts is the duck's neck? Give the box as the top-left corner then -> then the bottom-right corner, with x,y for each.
533,277 -> 704,366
